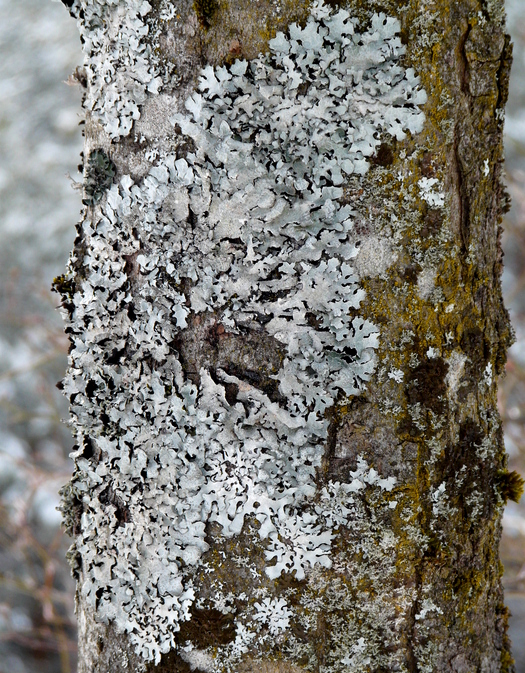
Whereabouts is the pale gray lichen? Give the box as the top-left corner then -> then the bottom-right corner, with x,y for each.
252,597 -> 293,635
417,176 -> 445,207
71,0 -> 172,137
62,0 -> 427,664
200,459 -> 400,671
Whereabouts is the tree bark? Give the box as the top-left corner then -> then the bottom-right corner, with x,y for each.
55,0 -> 522,671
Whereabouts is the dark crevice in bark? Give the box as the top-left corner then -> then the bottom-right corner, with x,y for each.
458,24 -> 471,96
454,122 -> 471,259
496,35 -> 513,111
174,313 -> 285,403
313,612 -> 328,673
406,565 -> 422,673
320,407 -> 339,483
99,485 -> 131,527
454,23 -> 473,261
187,205 -> 196,232
405,356 -> 449,414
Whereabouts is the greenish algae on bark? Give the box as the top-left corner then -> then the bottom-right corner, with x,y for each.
332,1 -> 516,671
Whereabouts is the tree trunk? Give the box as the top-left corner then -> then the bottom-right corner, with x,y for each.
55,0 -> 522,671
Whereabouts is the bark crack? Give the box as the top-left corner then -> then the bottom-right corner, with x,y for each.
454,24 -> 473,259
458,24 -> 471,96
453,121 -> 470,259
406,566 -> 422,673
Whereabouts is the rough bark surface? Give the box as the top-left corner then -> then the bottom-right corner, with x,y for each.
55,0 -> 521,671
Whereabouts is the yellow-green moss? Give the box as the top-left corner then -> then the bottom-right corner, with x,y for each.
496,470 -> 525,503
193,0 -> 219,29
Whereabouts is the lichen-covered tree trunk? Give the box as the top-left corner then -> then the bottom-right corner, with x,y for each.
55,0 -> 524,671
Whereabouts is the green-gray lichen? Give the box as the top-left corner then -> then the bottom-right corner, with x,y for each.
59,0 -> 429,667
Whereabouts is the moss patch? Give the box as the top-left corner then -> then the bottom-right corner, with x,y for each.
83,149 -> 117,206
496,470 -> 525,504
193,0 -> 219,29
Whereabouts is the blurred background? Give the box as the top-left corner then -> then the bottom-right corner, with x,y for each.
0,1 -> 524,671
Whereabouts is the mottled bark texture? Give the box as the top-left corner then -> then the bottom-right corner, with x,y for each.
56,0 -> 523,671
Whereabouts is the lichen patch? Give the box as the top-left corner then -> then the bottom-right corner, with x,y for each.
60,0 -> 428,666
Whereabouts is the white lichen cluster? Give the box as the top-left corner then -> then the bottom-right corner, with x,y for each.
63,0 -> 426,664
72,0 -> 174,137
199,460 -> 399,672
252,597 -> 293,635
417,176 -> 445,208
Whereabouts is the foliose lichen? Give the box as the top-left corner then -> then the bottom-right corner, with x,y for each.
68,0 -> 173,138
60,0 -> 427,665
